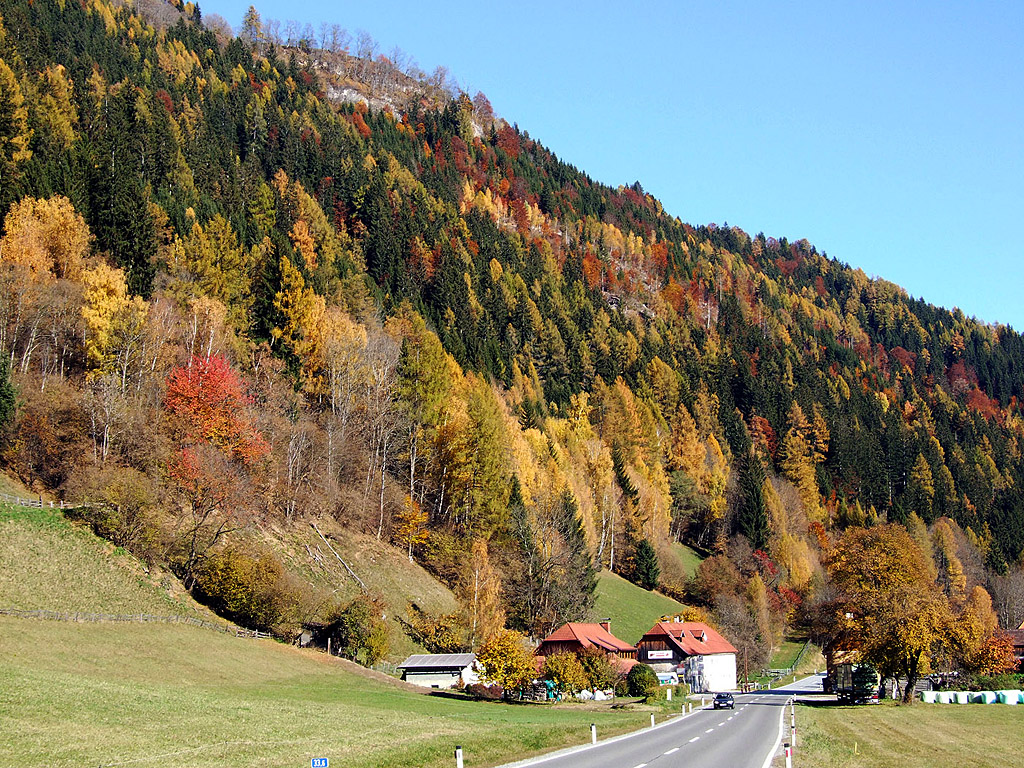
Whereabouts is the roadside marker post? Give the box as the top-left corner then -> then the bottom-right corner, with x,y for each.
790,698 -> 796,749
455,745 -> 463,768
784,742 -> 792,768
650,713 -> 656,728
591,723 -> 597,745
667,687 -> 672,702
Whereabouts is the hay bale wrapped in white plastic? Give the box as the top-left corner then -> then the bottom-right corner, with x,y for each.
997,691 -> 1018,705
921,690 -> 937,703
955,691 -> 970,704
980,691 -> 997,704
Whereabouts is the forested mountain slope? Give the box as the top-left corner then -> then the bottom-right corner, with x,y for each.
1,0 -> 1023,666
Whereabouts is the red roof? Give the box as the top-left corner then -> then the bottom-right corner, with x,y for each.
538,622 -> 637,654
639,621 -> 737,656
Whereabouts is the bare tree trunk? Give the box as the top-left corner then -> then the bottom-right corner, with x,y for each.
376,433 -> 389,540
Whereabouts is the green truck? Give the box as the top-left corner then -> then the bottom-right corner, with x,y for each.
832,663 -> 880,704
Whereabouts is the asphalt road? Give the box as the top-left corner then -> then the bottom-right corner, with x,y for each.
498,675 -> 825,768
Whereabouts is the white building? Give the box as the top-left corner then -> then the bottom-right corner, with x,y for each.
636,621 -> 738,692
397,653 -> 479,689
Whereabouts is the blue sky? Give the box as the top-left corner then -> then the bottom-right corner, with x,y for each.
201,0 -> 1024,329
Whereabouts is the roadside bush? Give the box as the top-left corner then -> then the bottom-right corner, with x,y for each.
542,652 -> 589,695
577,647 -> 617,690
626,663 -> 660,697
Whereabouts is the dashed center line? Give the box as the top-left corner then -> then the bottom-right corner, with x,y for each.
688,736 -> 700,743
705,728 -> 714,733
664,747 -> 679,755
727,716 -> 734,721
630,764 -> 647,768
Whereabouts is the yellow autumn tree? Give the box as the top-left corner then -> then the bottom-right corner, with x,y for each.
272,255 -> 326,392
393,494 -> 428,562
0,195 -> 90,280
458,538 -> 506,649
476,629 -> 535,694
167,214 -> 254,329
933,518 -> 967,603
80,262 -> 147,372
0,54 -> 32,187
778,402 -> 821,519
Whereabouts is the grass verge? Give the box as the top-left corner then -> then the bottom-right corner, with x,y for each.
1,616 -> 663,768
774,700 -> 1024,768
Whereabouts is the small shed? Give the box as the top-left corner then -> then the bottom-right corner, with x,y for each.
397,653 -> 479,689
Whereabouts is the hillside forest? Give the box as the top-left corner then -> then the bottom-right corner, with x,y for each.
1,0 -> 1023,680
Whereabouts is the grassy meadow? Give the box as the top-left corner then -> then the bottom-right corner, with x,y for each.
0,485 -> 668,767
0,502 -> 203,617
772,701 -> 1024,768
0,617 -> 660,768
592,569 -> 686,645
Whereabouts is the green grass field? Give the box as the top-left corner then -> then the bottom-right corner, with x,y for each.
0,502 -> 203,617
669,542 -> 704,578
592,569 -> 686,645
775,700 -> 1024,768
769,639 -> 806,669
0,616 -> 662,768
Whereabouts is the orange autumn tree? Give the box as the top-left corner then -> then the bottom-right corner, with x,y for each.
823,524 -> 952,703
165,354 -> 269,465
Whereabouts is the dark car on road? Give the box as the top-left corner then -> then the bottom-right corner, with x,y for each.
713,692 -> 735,709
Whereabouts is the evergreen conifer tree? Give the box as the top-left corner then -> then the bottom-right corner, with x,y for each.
633,539 -> 660,590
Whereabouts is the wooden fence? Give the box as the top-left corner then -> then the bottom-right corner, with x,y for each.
0,607 -> 272,639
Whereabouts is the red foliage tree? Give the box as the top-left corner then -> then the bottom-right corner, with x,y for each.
165,355 -> 269,465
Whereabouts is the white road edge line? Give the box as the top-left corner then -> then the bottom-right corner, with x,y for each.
758,698 -> 789,768
493,703 -> 696,767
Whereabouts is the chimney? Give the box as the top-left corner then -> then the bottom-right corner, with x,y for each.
598,618 -> 611,633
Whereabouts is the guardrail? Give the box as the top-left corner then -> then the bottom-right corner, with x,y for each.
0,608 -> 272,639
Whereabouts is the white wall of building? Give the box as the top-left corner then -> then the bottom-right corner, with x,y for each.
403,664 -> 479,689
702,653 -> 737,692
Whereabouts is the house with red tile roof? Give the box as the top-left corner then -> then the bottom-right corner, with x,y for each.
1010,624 -> 1024,671
636,620 -> 737,692
535,620 -> 638,661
